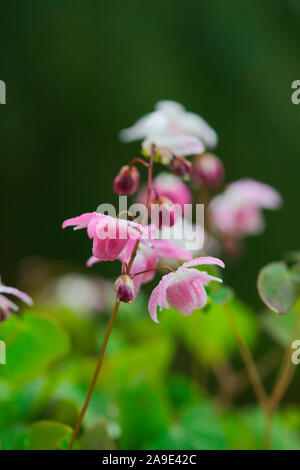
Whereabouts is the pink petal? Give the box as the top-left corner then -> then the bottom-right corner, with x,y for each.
155,239 -> 192,261
0,294 -> 19,312
62,212 -> 96,230
92,237 -> 107,260
157,274 -> 171,310
166,277 -> 198,316
228,179 -> 282,209
189,278 -> 207,309
86,256 -> 100,267
148,285 -> 161,323
0,286 -> 33,306
182,256 -> 225,269
179,267 -> 222,286
105,238 -> 128,260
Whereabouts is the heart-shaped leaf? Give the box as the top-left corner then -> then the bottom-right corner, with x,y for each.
257,262 -> 298,314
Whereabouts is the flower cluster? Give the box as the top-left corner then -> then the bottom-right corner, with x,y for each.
63,99 -> 281,321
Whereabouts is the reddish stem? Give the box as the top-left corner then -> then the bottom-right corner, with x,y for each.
129,157 -> 150,169
131,265 -> 175,278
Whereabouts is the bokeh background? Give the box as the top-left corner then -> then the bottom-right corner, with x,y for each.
1,0 -> 300,308
1,0 -> 300,451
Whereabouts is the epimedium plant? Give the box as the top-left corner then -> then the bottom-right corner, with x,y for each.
1,100 -> 298,450
60,100 -> 290,450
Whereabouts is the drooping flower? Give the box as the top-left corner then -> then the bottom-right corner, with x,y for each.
0,281 -> 33,322
128,237 -> 193,298
120,100 -> 218,151
88,235 -> 192,301
148,256 -> 225,322
113,165 -> 140,195
193,152 -> 224,186
210,178 -> 282,237
137,173 -> 192,210
62,212 -> 154,261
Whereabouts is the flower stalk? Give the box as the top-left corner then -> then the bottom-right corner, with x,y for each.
68,146 -> 155,450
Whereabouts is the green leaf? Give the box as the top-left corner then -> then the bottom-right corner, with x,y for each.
160,298 -> 258,364
150,402 -> 227,450
15,420 -> 73,450
118,379 -> 170,449
0,312 -> 70,384
260,309 -> 294,346
258,262 -> 298,314
241,408 -> 300,450
78,418 -> 113,450
208,285 -> 234,305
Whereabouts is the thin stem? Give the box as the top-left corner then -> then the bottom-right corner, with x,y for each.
129,157 -> 150,169
224,304 -> 268,408
127,145 -> 155,273
263,409 -> 273,450
68,146 -> 155,450
131,266 -> 175,278
262,307 -> 300,450
68,300 -> 120,450
146,144 -> 154,213
269,307 -> 300,410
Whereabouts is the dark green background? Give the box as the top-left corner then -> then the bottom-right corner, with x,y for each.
1,0 -> 299,307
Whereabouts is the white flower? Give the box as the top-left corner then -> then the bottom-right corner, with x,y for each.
120,100 -> 218,153
142,134 -> 205,157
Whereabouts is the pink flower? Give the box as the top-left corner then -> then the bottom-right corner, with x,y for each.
120,100 -> 218,150
0,281 -> 33,322
62,212 -> 154,261
89,236 -> 192,301
128,238 -> 193,298
193,152 -> 224,186
210,179 -> 282,236
137,173 -> 192,210
148,256 -> 224,322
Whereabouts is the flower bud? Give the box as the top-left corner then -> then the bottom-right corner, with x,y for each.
152,196 -> 176,229
113,165 -> 140,195
193,153 -> 224,186
115,275 -> 135,303
171,156 -> 192,180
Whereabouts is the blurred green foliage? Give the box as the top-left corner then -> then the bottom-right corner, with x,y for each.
0,288 -> 299,450
1,0 -> 300,451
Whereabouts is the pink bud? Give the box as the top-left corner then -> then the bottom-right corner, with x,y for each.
113,165 -> 140,195
193,153 -> 224,186
171,156 -> 192,180
152,196 -> 177,229
115,275 -> 135,303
